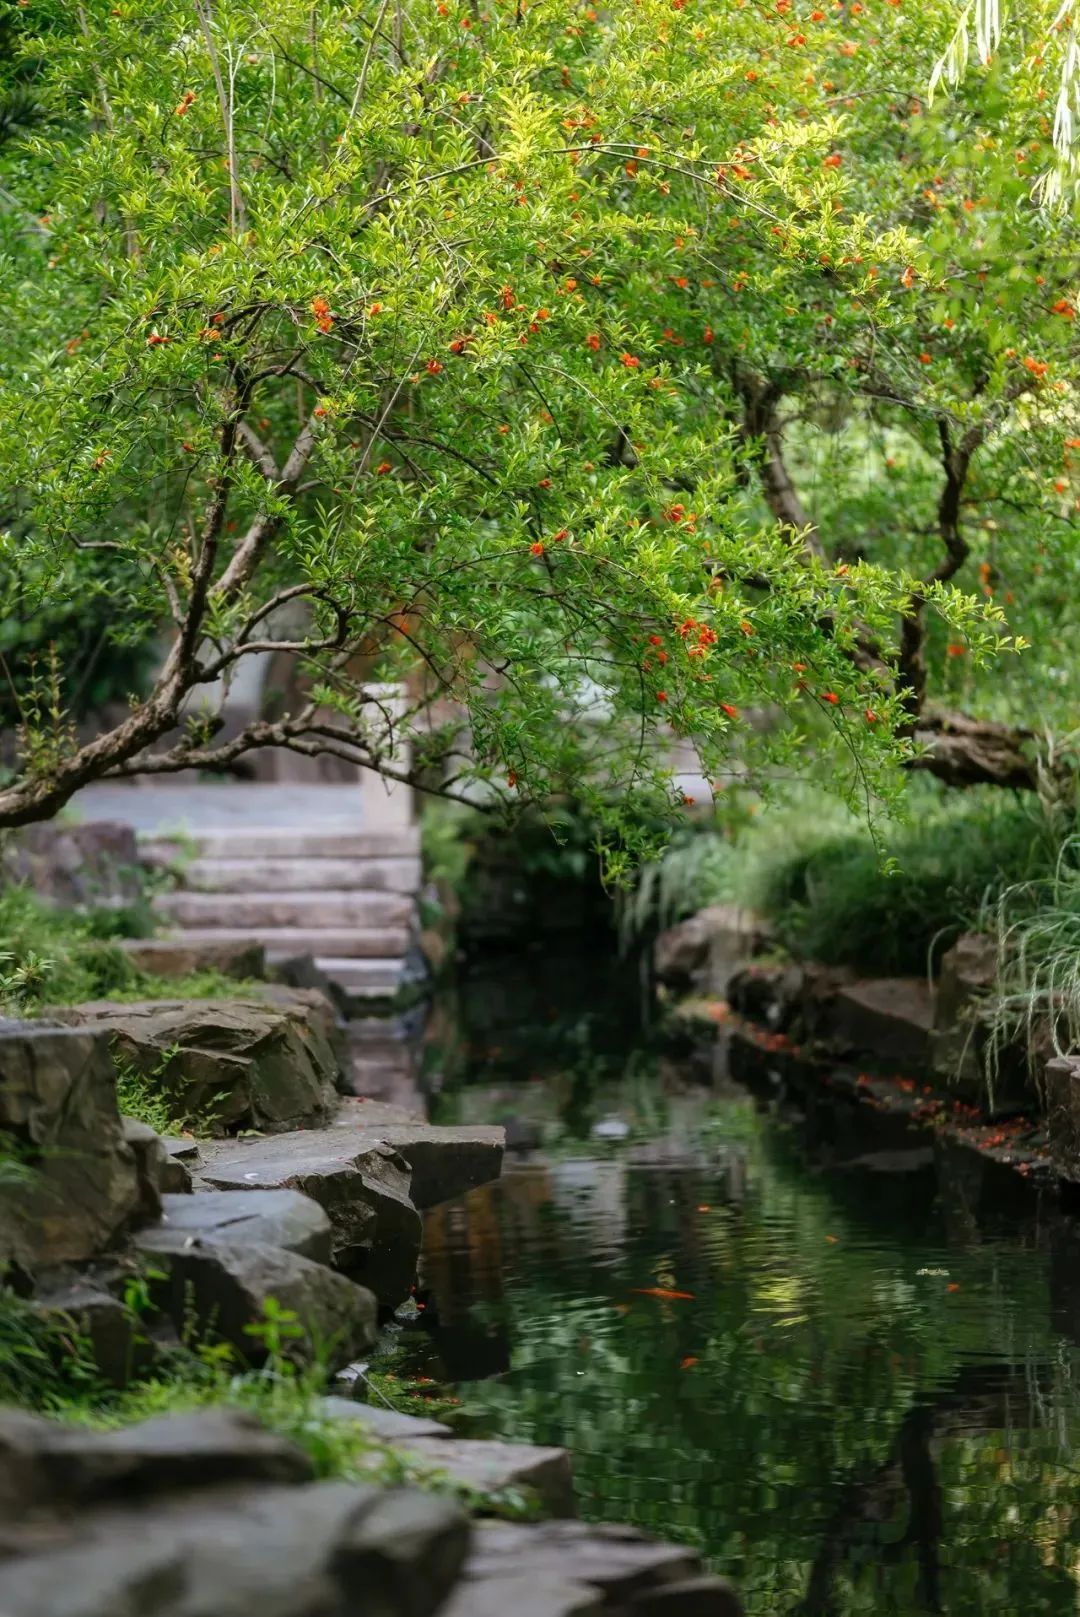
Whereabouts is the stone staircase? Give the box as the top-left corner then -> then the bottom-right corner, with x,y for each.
141,825 -> 422,1003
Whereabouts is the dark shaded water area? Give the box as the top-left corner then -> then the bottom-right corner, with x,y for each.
399,954 -> 1080,1614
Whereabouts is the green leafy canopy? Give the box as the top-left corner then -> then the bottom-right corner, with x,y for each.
0,0 -> 1046,860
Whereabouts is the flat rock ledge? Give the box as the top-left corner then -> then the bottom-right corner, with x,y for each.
0,1408 -> 744,1617
195,1106 -> 505,1303
2,1002 -> 505,1367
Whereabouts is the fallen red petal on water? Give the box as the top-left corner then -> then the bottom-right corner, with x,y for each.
947,1283 -> 961,1293
680,1356 -> 699,1369
697,1204 -> 711,1213
632,1286 -> 695,1301
825,1235 -> 838,1244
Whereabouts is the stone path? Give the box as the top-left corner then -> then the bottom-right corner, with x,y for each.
0,1407 -> 746,1616
73,783 -> 422,1004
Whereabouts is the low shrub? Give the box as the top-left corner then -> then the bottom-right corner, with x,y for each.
625,783 -> 1064,977
0,885 -> 258,1013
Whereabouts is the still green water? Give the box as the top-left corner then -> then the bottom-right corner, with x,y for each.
403,992 -> 1080,1615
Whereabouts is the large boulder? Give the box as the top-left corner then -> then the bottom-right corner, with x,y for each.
145,1239 -> 378,1366
654,905 -> 768,997
0,1020 -> 141,1268
331,1099 -> 504,1209
197,1126 -> 421,1304
0,1409 -> 469,1617
51,992 -> 342,1135
827,978 -> 935,1070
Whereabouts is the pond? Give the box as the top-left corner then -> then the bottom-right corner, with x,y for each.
394,959 -> 1080,1615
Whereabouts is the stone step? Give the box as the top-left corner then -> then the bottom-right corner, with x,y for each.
177,856 -> 422,894
315,957 -> 408,993
140,827 -> 420,862
165,927 -> 412,960
154,890 -> 413,930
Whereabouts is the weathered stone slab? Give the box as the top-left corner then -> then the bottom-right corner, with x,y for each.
179,854 -> 421,893
163,1135 -> 203,1177
141,826 -> 421,861
332,1100 -> 504,1208
395,1437 -> 574,1517
148,1239 -> 378,1366
439,1573 -> 604,1617
136,1188 -> 333,1265
0,1407 -> 312,1520
0,1474 -> 467,1617
197,1128 -> 420,1304
51,993 -> 341,1135
829,978 -> 934,1068
0,1021 -> 140,1268
120,937 -> 267,981
154,887 -> 413,930
466,1520 -> 703,1600
320,1394 -> 453,1441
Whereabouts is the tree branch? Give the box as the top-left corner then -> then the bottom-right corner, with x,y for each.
897,417 -> 983,717
213,407 -> 323,600
735,369 -> 827,560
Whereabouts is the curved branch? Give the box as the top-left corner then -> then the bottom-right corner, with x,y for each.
897,417 -> 983,716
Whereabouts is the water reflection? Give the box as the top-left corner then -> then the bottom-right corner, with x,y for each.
406,1017 -> 1080,1615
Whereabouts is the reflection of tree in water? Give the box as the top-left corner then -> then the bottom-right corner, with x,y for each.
795,1363 -> 1069,1616
415,1079 -> 1080,1616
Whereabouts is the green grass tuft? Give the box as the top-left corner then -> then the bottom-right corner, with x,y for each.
625,782 -> 1064,977
0,884 -> 262,1013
